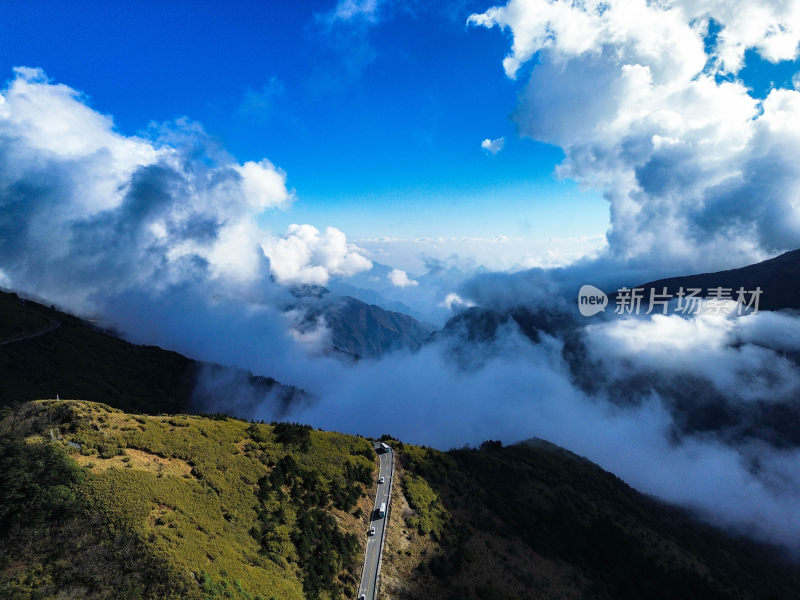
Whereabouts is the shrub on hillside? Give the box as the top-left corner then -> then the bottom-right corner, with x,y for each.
272,422 -> 312,451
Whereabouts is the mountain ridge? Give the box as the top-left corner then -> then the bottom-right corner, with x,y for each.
0,289 -> 305,416
612,248 -> 800,311
288,291 -> 436,359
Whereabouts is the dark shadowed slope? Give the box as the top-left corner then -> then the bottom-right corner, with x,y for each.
0,290 -> 304,415
324,297 -> 435,358
382,438 -> 800,600
293,293 -> 436,359
619,248 -> 800,311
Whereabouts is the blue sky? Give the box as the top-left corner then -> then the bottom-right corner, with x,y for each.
3,0 -> 799,275
0,0 -> 607,246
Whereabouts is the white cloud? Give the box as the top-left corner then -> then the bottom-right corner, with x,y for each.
439,292 -> 475,310
481,136 -> 505,154
387,268 -> 418,287
284,309 -> 332,355
283,307 -> 800,549
262,224 -> 372,286
469,0 -> 800,273
0,66 -> 161,215
469,0 -> 800,79
0,67 -> 316,305
205,219 -> 268,281
234,159 -> 293,211
585,309 -> 800,403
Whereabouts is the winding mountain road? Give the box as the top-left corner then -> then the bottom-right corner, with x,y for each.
0,320 -> 60,346
357,443 -> 394,600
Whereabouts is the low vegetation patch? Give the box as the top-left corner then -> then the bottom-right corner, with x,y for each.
402,474 -> 447,539
0,400 -> 378,600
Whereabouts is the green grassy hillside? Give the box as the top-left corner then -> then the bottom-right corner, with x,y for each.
0,400 -> 377,600
5,399 -> 800,600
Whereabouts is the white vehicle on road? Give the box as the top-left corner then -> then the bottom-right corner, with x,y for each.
378,476 -> 385,484
368,526 -> 375,536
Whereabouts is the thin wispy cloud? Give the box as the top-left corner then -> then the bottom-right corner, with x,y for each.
238,76 -> 285,121
323,0 -> 383,25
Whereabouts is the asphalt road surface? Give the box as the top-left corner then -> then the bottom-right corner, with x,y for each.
356,444 -> 394,600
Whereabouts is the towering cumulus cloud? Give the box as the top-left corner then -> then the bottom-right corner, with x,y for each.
263,224 -> 372,285
0,69 -> 281,298
0,67 -> 370,312
469,0 -> 800,273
